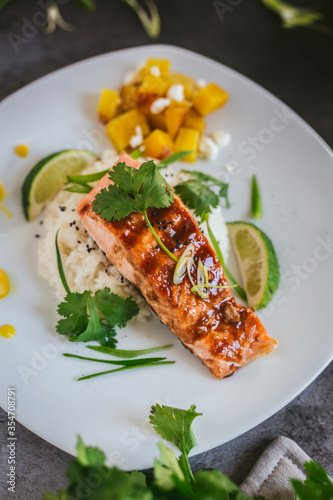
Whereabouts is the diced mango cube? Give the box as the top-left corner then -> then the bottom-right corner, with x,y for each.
139,74 -> 168,99
168,73 -> 196,100
105,109 -> 150,152
142,129 -> 173,159
142,58 -> 170,77
165,103 -> 189,139
98,89 -> 121,122
121,84 -> 141,109
184,108 -> 205,133
193,83 -> 229,115
174,128 -> 199,162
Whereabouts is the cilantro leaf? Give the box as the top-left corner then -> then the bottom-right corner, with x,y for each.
290,460 -> 333,499
175,179 -> 220,216
193,470 -> 253,499
93,161 -> 174,222
150,403 -> 202,485
76,435 -> 106,467
150,404 -> 202,456
181,170 -> 230,209
56,287 -> 139,347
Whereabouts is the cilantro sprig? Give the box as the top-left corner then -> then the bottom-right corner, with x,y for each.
44,403 -> 332,499
55,231 -> 139,347
92,160 -> 178,262
174,171 -> 246,301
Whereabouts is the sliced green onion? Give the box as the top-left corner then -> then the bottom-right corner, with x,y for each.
191,283 -> 233,294
78,360 -> 175,381
260,0 -> 323,28
87,344 -> 173,358
251,175 -> 263,220
173,243 -> 194,284
55,230 -> 70,295
75,0 -> 96,11
64,183 -> 92,194
122,0 -> 160,39
63,353 -> 166,365
195,260 -> 209,299
157,151 -> 193,170
131,148 -> 142,159
67,169 -> 108,184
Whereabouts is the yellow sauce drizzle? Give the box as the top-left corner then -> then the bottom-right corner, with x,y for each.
0,268 -> 10,299
0,180 -> 12,218
14,144 -> 29,158
0,325 -> 16,338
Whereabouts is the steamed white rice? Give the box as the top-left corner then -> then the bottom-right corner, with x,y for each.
38,151 -> 229,321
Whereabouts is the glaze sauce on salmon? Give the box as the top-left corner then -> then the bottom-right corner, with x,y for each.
77,154 -> 277,379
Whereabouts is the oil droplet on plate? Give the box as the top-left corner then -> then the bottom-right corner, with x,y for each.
0,325 -> 15,338
0,268 -> 10,299
0,180 -> 12,218
14,144 -> 29,158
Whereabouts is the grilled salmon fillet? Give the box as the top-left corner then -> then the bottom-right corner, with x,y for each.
77,153 -> 277,379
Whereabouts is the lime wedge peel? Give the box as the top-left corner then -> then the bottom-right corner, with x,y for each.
227,221 -> 280,311
22,150 -> 97,221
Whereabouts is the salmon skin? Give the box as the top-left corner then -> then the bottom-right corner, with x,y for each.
77,153 -> 277,379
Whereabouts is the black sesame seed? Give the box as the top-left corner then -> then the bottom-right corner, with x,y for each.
69,223 -> 73,227
72,209 -> 75,212
170,248 -> 174,253
162,220 -> 167,224
35,234 -> 40,238
85,230 -> 87,234
120,276 -> 124,283
176,239 -> 181,244
184,241 -> 189,245
158,225 -> 162,230
105,269 -> 108,273
151,211 -> 156,216
77,241 -> 81,244
176,243 -> 181,248
39,221 -> 43,225
156,221 -> 161,224
155,245 -> 160,249
168,221 -> 173,225
73,220 -> 76,224
151,223 -> 155,227
163,225 -> 168,230
75,226 -> 79,231
171,173 -> 174,176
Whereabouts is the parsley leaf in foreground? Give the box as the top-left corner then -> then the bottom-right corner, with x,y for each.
93,160 -> 177,262
290,460 -> 333,499
56,287 -> 139,347
150,403 -> 202,485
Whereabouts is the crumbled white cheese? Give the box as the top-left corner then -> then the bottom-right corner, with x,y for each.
196,78 -> 206,89
123,70 -> 137,85
150,65 -> 161,77
199,135 -> 219,161
139,145 -> 145,152
211,131 -> 231,149
129,126 -> 144,149
167,84 -> 185,102
150,98 -> 171,114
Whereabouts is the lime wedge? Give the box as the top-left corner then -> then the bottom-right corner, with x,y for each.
227,221 -> 279,310
22,150 -> 97,221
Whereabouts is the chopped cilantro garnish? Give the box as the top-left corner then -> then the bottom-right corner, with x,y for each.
56,288 -> 139,347
93,160 -> 177,262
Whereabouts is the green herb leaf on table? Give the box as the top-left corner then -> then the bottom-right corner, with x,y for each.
76,435 -> 106,467
290,460 -> 333,500
150,403 -> 202,484
56,287 -> 139,347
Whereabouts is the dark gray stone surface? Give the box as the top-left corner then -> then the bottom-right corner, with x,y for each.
0,0 -> 332,498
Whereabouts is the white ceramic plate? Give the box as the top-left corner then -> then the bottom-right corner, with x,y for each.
0,45 -> 332,470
